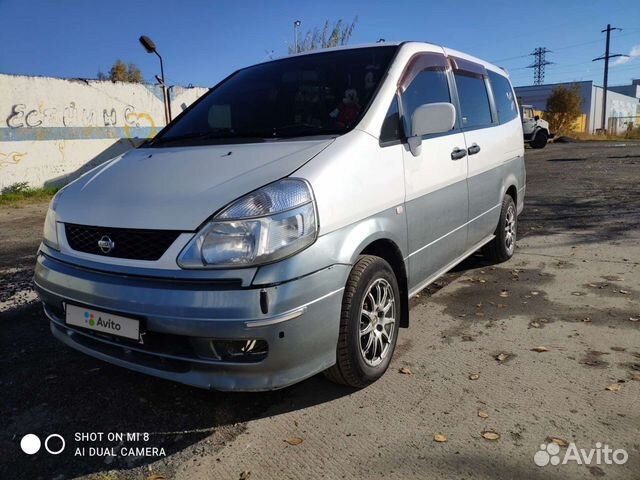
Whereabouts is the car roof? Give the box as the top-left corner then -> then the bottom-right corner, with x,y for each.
281,41 -> 507,77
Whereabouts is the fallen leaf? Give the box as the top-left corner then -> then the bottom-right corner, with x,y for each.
434,434 -> 447,443
399,367 -> 412,375
546,436 -> 569,448
582,317 -> 592,323
531,291 -> 540,296
239,471 -> 252,480
285,437 -> 304,445
531,346 -> 549,353
603,275 -> 623,282
469,373 -> 480,380
618,290 -> 630,295
630,317 -> 639,322
495,352 -> 509,362
477,410 -> 489,419
481,431 -> 500,441
499,290 -> 510,298
571,291 -> 585,296
529,321 -> 541,328
605,383 -> 622,392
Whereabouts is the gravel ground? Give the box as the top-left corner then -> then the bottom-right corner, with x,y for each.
0,141 -> 639,479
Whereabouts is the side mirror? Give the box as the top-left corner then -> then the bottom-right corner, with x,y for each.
407,102 -> 456,157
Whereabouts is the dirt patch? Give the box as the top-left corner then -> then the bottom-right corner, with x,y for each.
580,350 -> 610,368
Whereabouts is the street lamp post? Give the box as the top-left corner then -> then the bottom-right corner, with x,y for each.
294,20 -> 301,54
139,35 -> 172,125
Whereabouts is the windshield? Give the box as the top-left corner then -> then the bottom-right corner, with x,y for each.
150,46 -> 398,147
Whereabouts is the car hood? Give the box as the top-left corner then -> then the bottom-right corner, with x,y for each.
55,139 -> 333,230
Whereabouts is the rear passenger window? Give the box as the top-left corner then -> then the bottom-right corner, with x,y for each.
401,67 -> 451,136
453,72 -> 493,129
489,71 -> 518,123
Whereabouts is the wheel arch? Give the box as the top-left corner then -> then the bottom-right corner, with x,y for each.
505,184 -> 517,204
359,238 -> 409,328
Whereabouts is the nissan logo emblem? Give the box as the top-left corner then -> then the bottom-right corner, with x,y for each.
98,235 -> 115,254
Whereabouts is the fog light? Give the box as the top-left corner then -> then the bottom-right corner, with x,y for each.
212,339 -> 268,363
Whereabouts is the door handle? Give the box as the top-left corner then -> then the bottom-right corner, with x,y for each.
451,147 -> 467,160
468,143 -> 481,155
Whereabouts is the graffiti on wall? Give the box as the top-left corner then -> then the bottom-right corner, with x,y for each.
0,151 -> 28,168
6,103 -> 156,138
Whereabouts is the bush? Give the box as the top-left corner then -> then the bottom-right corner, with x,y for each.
0,182 -> 59,206
1,181 -> 32,195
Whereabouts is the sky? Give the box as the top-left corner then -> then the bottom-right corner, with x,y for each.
0,0 -> 639,89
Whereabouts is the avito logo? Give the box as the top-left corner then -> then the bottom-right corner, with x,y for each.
84,311 -> 122,332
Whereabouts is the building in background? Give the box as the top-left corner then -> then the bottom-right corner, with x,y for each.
514,79 -> 640,134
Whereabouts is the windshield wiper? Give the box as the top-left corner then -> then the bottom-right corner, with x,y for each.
152,128 -> 267,146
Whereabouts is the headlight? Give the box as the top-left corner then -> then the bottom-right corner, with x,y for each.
178,178 -> 317,268
43,193 -> 61,250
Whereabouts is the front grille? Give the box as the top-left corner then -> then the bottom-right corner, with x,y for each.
65,223 -> 181,261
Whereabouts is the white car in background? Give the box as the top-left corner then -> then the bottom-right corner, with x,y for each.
521,104 -> 551,148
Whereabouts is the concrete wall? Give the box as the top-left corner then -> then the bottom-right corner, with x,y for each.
0,73 -> 208,191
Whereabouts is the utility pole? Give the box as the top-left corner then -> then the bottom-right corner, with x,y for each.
527,47 -> 553,85
593,24 -> 627,133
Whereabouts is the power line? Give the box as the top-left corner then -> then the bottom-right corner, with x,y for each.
592,24 -> 628,133
492,30 -> 639,65
527,47 -> 553,85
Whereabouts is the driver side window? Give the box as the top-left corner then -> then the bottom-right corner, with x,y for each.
400,55 -> 453,137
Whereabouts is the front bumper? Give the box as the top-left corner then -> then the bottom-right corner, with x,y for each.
34,252 -> 348,391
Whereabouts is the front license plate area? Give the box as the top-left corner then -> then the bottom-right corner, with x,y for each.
65,304 -> 141,341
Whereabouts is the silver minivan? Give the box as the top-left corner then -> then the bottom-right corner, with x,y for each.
35,42 -> 525,391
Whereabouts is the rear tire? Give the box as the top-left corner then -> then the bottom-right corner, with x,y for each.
484,194 -> 517,263
530,130 -> 548,149
324,255 -> 400,388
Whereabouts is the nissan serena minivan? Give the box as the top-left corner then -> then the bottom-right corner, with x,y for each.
35,42 -> 525,391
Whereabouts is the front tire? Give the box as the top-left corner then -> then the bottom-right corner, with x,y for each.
324,255 -> 400,388
530,130 -> 548,149
484,195 -> 517,263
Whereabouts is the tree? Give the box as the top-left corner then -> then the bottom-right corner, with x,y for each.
97,60 -> 143,83
126,63 -> 143,83
109,59 -> 128,82
545,84 -> 583,134
289,17 -> 358,54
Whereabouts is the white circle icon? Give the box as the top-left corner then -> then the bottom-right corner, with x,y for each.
534,449 -> 550,466
44,434 -> 66,455
20,434 -> 41,454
